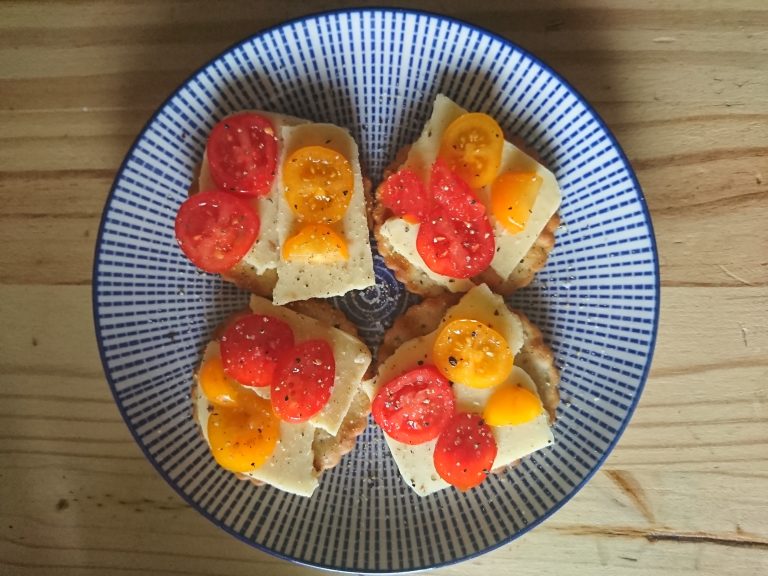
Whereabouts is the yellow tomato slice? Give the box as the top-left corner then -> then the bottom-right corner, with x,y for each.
491,172 -> 542,234
283,145 -> 354,224
282,223 -> 349,263
207,396 -> 280,473
483,384 -> 543,426
199,356 -> 241,407
433,319 -> 513,389
439,113 -> 504,188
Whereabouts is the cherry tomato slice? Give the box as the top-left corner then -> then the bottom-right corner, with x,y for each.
372,365 -> 455,445
207,113 -> 278,197
434,412 -> 498,491
272,339 -> 336,423
175,190 -> 260,273
283,146 -> 354,224
430,159 -> 487,221
416,211 -> 495,279
490,172 -> 542,234
379,168 -> 430,223
220,314 -> 295,387
433,319 -> 514,389
416,160 -> 496,278
282,223 -> 349,263
207,397 -> 280,473
438,112 -> 504,188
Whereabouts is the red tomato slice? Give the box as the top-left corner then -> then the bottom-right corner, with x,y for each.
415,160 -> 495,278
220,314 -> 295,387
379,168 -> 430,222
416,211 -> 495,279
272,339 -> 336,423
372,366 -> 455,445
174,190 -> 260,273
430,159 -> 487,221
207,112 -> 278,197
434,412 -> 498,491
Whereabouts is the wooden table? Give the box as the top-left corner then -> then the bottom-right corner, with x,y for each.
2,1 -> 766,574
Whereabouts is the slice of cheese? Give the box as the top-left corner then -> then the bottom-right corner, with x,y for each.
272,124 -> 375,304
384,94 -> 562,283
199,111 -> 309,276
368,284 -> 553,496
249,295 -> 371,437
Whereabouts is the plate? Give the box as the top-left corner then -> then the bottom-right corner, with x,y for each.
93,8 -> 659,573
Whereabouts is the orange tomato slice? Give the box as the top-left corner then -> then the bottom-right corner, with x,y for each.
439,113 -> 504,188
207,396 -> 280,473
199,356 -> 241,407
491,172 -> 542,234
433,319 -> 514,389
483,384 -> 543,426
283,145 -> 354,224
282,223 -> 349,263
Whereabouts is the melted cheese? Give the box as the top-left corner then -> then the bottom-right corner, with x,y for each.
199,111 -> 308,276
385,94 -> 562,283
272,124 -> 375,305
368,284 -> 553,496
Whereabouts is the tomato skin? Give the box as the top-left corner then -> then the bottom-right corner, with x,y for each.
372,366 -> 455,445
207,113 -> 278,197
220,314 -> 295,387
271,339 -> 336,423
379,168 -> 430,222
174,190 -> 260,273
433,412 -> 498,491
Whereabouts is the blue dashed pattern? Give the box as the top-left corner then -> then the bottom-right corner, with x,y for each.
92,9 -> 659,574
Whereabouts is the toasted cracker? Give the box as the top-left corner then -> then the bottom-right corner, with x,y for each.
191,299 -> 371,487
372,144 -> 560,296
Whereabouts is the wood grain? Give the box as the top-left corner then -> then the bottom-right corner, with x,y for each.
1,1 -> 767,574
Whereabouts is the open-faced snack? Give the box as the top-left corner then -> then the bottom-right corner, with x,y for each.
373,94 -> 562,296
367,284 -> 560,496
176,111 -> 375,302
192,296 -> 372,497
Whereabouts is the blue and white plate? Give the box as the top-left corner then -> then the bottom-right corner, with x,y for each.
93,9 -> 659,573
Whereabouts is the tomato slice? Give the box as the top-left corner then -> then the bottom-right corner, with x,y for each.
372,365 -> 455,445
271,339 -> 336,423
379,168 -> 430,223
416,160 -> 496,278
433,319 -> 514,389
283,146 -> 354,224
416,211 -> 495,279
207,396 -> 280,473
490,172 -> 542,234
430,159 -> 487,221
220,314 -> 295,387
433,412 -> 498,491
438,112 -> 504,188
207,112 -> 278,197
175,190 -> 260,273
282,223 -> 349,263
